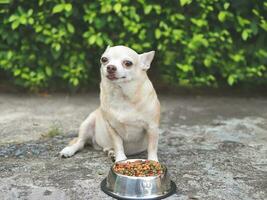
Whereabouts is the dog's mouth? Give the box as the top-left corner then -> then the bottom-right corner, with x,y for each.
106,74 -> 126,81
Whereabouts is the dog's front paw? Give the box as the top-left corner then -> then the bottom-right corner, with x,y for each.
148,155 -> 158,162
103,148 -> 116,162
115,154 -> 127,162
60,146 -> 76,158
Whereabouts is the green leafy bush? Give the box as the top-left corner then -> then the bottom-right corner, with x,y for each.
0,0 -> 266,90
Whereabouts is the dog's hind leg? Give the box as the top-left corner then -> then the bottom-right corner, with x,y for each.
60,110 -> 96,158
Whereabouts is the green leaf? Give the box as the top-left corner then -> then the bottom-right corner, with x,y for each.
223,2 -> 230,10
180,0 -> 192,7
144,5 -> 152,14
28,18 -> 34,25
7,51 -> 12,59
230,53 -> 244,62
260,20 -> 267,31
88,35 -> 96,44
237,16 -> 250,27
54,43 -> 61,51
256,49 -> 267,58
155,29 -> 161,39
14,69 -> 21,76
252,9 -> 259,17
0,0 -> 11,3
163,51 -> 176,65
20,16 -> 27,25
177,64 -> 193,72
67,23 -> 75,33
65,3 -> 72,12
96,37 -> 103,46
241,30 -> 249,41
227,75 -> 235,85
35,25 -> 42,32
27,9 -> 33,16
11,20 -> 20,30
173,29 -> 183,41
191,18 -> 207,27
218,11 -> 227,22
45,67 -> 52,76
8,15 -> 17,22
113,3 -> 122,13
204,58 -> 211,67
179,78 -> 190,86
52,4 -> 64,13
38,0 -> 44,6
171,14 -> 185,21
71,78 -> 79,86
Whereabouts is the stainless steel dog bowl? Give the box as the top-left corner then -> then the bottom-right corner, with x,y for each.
101,159 -> 176,199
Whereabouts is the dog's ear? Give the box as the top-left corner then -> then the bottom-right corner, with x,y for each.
139,51 -> 155,71
104,45 -> 111,52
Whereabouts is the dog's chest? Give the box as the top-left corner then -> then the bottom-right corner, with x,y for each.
107,94 -> 144,126
103,92 -> 147,140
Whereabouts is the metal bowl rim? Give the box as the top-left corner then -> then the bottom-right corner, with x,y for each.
101,178 -> 177,200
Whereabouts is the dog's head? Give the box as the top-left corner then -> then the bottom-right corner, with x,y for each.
100,45 -> 155,83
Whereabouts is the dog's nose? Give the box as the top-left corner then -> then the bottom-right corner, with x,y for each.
107,65 -> 117,73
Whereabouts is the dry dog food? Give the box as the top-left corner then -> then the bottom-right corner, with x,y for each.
113,160 -> 164,177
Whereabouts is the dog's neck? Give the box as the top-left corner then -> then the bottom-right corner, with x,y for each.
100,73 -> 149,103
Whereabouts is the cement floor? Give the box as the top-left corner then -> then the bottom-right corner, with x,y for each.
0,93 -> 266,200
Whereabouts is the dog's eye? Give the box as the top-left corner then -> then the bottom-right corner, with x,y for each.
101,57 -> 108,64
123,60 -> 133,68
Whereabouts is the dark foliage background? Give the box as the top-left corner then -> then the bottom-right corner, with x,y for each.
0,0 -> 266,91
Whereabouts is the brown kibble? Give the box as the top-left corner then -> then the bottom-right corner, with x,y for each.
113,160 -> 164,177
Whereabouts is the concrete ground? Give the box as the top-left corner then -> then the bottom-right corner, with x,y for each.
0,93 -> 266,200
